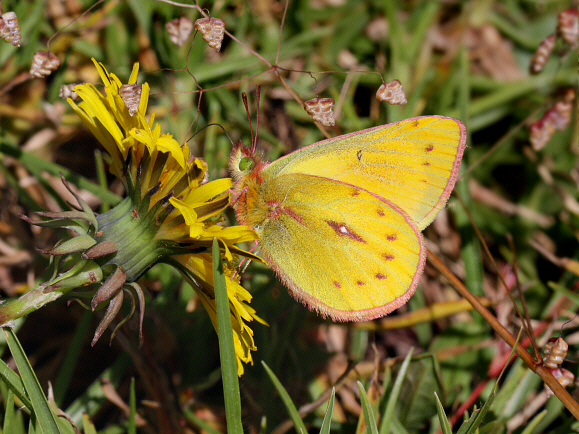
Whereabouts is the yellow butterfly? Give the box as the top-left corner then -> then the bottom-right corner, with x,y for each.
230,116 -> 466,321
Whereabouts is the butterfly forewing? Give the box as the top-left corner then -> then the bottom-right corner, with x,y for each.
264,116 -> 466,230
256,173 -> 426,321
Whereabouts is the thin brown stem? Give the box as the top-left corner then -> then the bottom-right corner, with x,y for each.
427,249 -> 579,420
507,234 -> 541,361
454,190 -> 537,352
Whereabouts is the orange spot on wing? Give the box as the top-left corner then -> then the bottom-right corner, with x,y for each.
375,273 -> 386,280
333,280 -> 341,288
422,161 -> 430,166
386,234 -> 397,241
356,280 -> 365,285
412,120 -> 419,127
377,208 -> 385,216
351,188 -> 360,196
383,254 -> 394,261
425,144 -> 434,152
326,220 -> 366,242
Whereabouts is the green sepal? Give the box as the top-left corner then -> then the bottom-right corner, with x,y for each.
42,234 -> 96,256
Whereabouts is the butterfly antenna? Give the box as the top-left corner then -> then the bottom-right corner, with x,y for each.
242,91 -> 254,152
252,85 -> 261,155
560,312 -> 579,336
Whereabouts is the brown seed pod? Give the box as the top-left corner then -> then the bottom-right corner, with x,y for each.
0,11 -> 21,47
59,84 -> 78,100
119,84 -> 142,116
303,97 -> 336,127
376,79 -> 407,105
30,50 -> 60,78
166,17 -> 194,47
543,336 -> 569,368
194,17 -> 225,51
557,8 -> 578,47
530,34 -> 556,74
545,367 -> 574,396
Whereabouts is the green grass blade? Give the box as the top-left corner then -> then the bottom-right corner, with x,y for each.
94,149 -> 110,212
434,392 -> 452,434
379,348 -> 414,434
261,360 -> 307,434
3,385 -> 16,433
520,410 -> 547,434
81,414 -> 97,434
4,328 -> 61,434
357,382 -> 379,434
53,311 -> 91,406
0,142 -> 121,205
128,378 -> 136,434
0,358 -> 33,409
457,329 -> 523,434
319,388 -> 335,434
65,354 -> 130,424
259,416 -> 267,434
212,239 -> 243,434
183,409 -> 224,434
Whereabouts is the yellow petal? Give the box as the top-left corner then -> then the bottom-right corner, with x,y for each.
183,178 -> 232,204
128,62 -> 140,84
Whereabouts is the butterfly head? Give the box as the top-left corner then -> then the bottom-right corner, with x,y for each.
229,140 -> 267,183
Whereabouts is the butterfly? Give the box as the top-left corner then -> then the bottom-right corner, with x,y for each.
230,115 -> 466,321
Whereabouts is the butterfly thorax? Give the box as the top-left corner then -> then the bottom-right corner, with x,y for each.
229,145 -> 270,231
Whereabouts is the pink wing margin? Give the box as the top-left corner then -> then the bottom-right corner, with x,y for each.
417,116 -> 467,229
259,182 -> 427,322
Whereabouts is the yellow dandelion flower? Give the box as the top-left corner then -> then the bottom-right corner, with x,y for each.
5,59 -> 264,374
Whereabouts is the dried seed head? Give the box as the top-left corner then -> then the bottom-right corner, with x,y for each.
376,79 -> 407,105
545,100 -> 572,131
530,89 -> 576,150
529,118 -> 554,151
194,17 -> 225,51
30,50 -> 60,78
545,367 -> 574,395
530,34 -> 556,74
557,8 -> 578,47
119,84 -> 142,116
0,12 -> 21,47
59,84 -> 78,100
303,97 -> 336,127
543,337 -> 569,368
166,17 -> 194,46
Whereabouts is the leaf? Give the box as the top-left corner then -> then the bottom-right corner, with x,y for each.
4,328 -> 61,434
357,381 -> 379,434
391,351 -> 443,431
319,388 -> 335,434
212,239 -> 243,434
379,348 -> 414,434
261,360 -> 307,434
434,392 -> 453,434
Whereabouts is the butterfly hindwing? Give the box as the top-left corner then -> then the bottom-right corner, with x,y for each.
263,116 -> 466,230
256,173 -> 426,321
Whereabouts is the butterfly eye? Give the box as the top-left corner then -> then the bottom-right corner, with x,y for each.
239,156 -> 254,171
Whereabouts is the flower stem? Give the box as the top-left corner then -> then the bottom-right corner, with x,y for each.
0,285 -> 63,325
